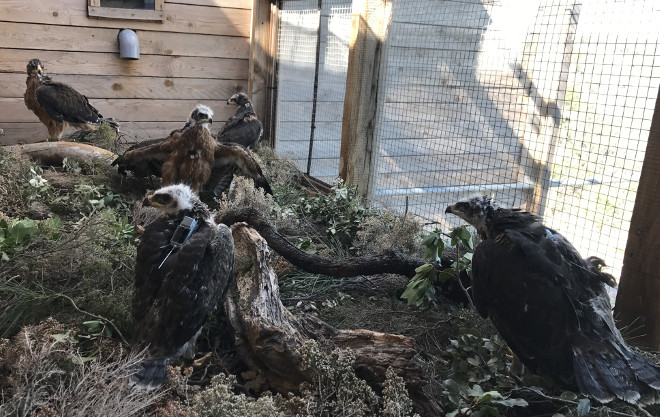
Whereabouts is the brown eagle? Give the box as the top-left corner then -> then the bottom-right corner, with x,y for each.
112,104 -> 272,196
446,195 -> 660,405
112,105 -> 214,179
24,59 -> 117,140
130,184 -> 234,390
215,92 -> 263,149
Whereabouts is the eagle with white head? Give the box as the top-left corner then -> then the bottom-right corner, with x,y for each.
130,184 -> 234,390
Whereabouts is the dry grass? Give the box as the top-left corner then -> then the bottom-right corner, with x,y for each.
0,318 -> 163,417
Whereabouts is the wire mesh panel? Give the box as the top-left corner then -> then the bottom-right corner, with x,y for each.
369,0 -> 660,279
543,0 -> 660,277
273,0 -> 660,281
276,0 -> 353,183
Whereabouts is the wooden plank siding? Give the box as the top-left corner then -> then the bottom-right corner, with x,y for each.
0,0 -> 255,145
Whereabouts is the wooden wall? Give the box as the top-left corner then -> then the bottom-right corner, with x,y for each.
0,0 -> 253,146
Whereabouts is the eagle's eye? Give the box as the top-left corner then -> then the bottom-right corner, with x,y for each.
152,193 -> 173,206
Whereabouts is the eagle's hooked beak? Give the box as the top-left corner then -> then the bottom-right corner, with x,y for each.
226,98 -> 234,105
445,204 -> 454,214
144,194 -> 164,208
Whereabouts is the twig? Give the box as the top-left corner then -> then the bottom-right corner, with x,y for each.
633,404 -> 653,417
515,387 -> 648,417
57,293 -> 129,346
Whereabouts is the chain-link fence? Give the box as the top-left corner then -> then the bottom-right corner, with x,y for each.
274,0 -> 660,280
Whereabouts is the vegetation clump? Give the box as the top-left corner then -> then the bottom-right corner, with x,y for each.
0,318 -> 161,417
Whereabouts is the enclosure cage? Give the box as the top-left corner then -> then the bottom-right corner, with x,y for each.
272,0 -> 660,281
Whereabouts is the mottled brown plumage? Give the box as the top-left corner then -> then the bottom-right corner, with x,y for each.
161,124 -> 217,191
112,104 -> 272,196
24,59 -> 117,140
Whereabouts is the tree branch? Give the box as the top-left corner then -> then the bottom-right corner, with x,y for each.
216,207 -> 447,278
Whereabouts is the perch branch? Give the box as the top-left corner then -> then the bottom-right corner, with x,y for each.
216,207 -> 447,278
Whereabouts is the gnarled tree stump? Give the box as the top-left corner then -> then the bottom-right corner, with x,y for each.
224,224 -> 442,416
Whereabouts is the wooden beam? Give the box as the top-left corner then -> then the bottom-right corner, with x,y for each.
176,0 -> 251,7
248,0 -> 274,143
0,73 -> 246,100
339,0 -> 392,198
87,6 -> 164,22
264,1 -> 279,147
0,98 -> 236,123
0,120 -> 243,147
518,1 -> 580,214
615,85 -> 660,349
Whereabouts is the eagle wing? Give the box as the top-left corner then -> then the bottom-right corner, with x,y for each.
201,164 -> 237,198
35,82 -> 102,125
209,143 -> 272,196
471,237 -> 578,379
112,136 -> 175,177
217,111 -> 263,149
133,219 -> 234,359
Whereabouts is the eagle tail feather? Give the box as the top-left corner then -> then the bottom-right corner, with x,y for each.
573,352 -> 615,403
623,346 -> 660,404
573,343 -> 660,404
130,358 -> 169,391
256,176 -> 273,195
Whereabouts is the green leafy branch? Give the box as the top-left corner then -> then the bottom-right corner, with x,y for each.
0,217 -> 62,261
443,380 -> 528,417
401,225 -> 474,307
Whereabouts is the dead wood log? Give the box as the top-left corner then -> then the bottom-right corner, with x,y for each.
224,224 -> 443,416
5,141 -> 117,166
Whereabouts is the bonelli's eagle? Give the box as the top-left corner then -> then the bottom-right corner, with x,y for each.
111,104 -> 272,196
131,184 -> 234,390
446,195 -> 660,405
215,92 -> 263,149
24,58 -> 117,140
112,104 -> 214,179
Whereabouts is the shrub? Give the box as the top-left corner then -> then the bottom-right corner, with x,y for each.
0,318 -> 161,417
193,373 -> 284,417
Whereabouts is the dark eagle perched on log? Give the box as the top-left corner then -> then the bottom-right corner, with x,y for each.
446,195 -> 660,405
111,104 -> 272,196
24,59 -> 118,140
131,184 -> 234,390
215,92 -> 263,149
